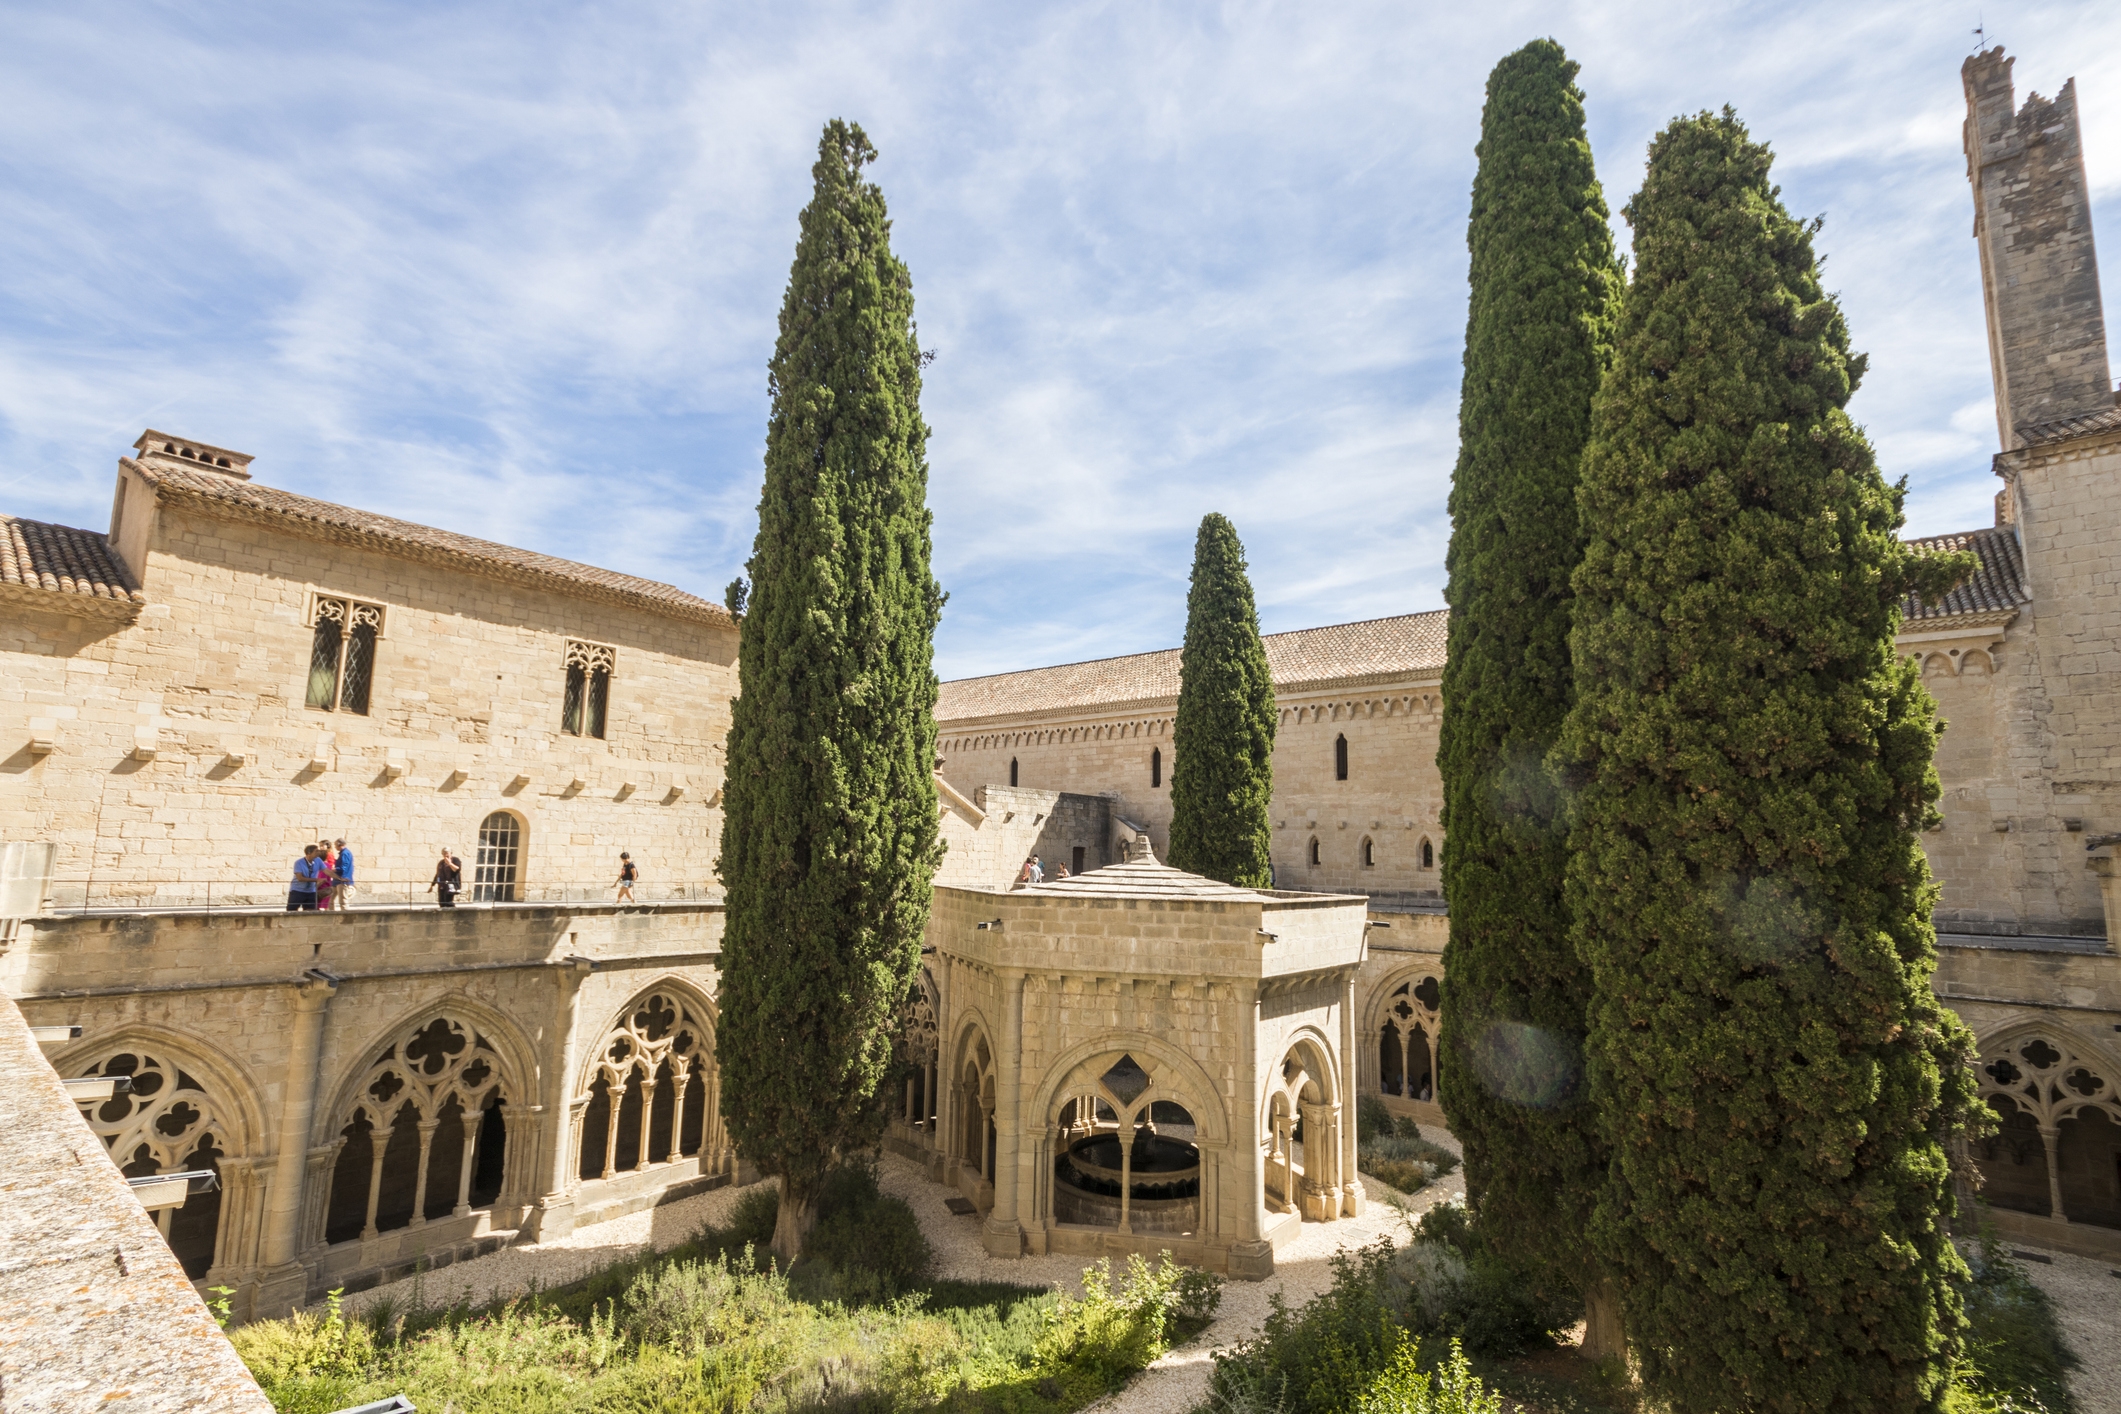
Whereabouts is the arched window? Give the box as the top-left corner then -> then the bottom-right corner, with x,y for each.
473,812 -> 521,902
1009,757 -> 1019,787
578,991 -> 716,1182
1308,837 -> 1321,867
1361,837 -> 1375,868
1334,734 -> 1348,781
77,1051 -> 232,1278
1419,838 -> 1434,870
324,1016 -> 510,1246
1151,748 -> 1162,788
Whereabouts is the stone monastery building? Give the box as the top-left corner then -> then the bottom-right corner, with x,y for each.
0,46 -> 2117,1327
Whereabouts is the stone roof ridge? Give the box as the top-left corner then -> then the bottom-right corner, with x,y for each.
1902,524 -> 2031,622
124,455 -> 733,628
937,608 -> 1449,723
0,513 -> 145,614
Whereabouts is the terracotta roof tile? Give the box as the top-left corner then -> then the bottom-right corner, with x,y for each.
127,457 -> 732,627
0,515 -> 144,613
2017,403 -> 2121,446
936,609 -> 1448,722
1903,525 -> 2030,622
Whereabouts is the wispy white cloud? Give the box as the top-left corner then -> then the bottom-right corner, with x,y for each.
2,0 -> 2118,679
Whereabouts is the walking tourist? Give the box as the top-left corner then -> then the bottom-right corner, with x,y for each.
288,844 -> 323,912
334,839 -> 354,904
1029,855 -> 1044,884
428,847 -> 462,908
616,852 -> 638,903
315,840 -> 338,909
1018,857 -> 1034,886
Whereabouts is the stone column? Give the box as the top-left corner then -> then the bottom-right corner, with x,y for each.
1117,1131 -> 1134,1234
2090,852 -> 2119,952
1340,972 -> 1363,1217
253,973 -> 336,1316
983,968 -> 1027,1258
1229,982 -> 1272,1279
635,1076 -> 657,1169
525,956 -> 594,1241
2040,1124 -> 2067,1222
454,1111 -> 484,1217
359,1126 -> 392,1240
408,1118 -> 441,1227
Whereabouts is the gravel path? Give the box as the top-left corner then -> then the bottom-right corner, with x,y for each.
2010,1243 -> 2121,1414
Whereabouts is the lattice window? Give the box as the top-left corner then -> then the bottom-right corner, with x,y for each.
473,811 -> 521,902
577,991 -> 714,1181
1975,1033 -> 2120,1129
325,1017 -> 510,1245
1379,977 -> 1441,1101
77,1051 -> 230,1277
561,640 -> 615,739
307,596 -> 383,714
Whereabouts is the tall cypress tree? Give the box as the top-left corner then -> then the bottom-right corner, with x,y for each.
716,120 -> 943,1265
1167,513 -> 1275,887
1435,38 -> 1623,1356
1558,109 -> 1978,1411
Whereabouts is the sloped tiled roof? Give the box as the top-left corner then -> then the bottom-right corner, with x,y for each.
2018,403 -> 2121,447
1903,525 -> 2030,622
1024,848 -> 1273,902
937,609 -> 1448,722
0,515 -> 143,614
127,457 -> 732,627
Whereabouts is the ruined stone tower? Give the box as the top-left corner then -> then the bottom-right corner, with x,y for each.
1963,47 -> 2115,447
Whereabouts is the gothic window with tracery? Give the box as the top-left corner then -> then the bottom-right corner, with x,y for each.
577,991 -> 716,1182
1972,1031 -> 2121,1228
1378,977 -> 1441,1102
898,974 -> 940,1131
324,1016 -> 509,1246
561,640 -> 615,739
307,595 -> 383,714
77,1052 -> 229,1278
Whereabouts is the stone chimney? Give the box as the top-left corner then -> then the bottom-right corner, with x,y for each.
131,429 -> 253,481
1963,48 -> 2114,447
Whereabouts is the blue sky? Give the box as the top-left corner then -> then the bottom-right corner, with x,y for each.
3,2 -> 2118,680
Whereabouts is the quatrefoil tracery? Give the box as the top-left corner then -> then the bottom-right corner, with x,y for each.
346,1017 -> 507,1133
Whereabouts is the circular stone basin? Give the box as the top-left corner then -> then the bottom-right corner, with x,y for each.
1064,1131 -> 1200,1191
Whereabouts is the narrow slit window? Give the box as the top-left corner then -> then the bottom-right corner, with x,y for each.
562,641 -> 615,739
1151,747 -> 1162,788
307,597 -> 384,714
1335,733 -> 1348,781
1362,837 -> 1375,867
1308,837 -> 1321,866
1009,757 -> 1019,787
1420,838 -> 1435,870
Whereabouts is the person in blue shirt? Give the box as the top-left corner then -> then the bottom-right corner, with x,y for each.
288,844 -> 324,911
334,839 -> 354,904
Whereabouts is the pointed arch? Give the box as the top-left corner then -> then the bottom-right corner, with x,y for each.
575,980 -> 721,1182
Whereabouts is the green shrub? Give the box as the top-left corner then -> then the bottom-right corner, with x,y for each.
1354,1337 -> 1503,1414
1952,1231 -> 2080,1413
795,1156 -> 935,1299
1388,1201 -> 1572,1359
1033,1254 -> 1209,1400
1356,1132 -> 1459,1194
1208,1241 -> 1403,1414
1356,1095 -> 1394,1142
692,1182 -> 784,1267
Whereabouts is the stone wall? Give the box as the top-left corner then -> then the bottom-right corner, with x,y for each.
0,993 -> 272,1410
6,902 -> 728,1320
2,474 -> 736,910
939,681 -> 1446,897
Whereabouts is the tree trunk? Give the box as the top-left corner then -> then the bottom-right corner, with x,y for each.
1581,1275 -> 1625,1367
770,1183 -> 816,1270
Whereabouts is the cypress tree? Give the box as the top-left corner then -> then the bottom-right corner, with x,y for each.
1558,109 -> 1978,1411
716,120 -> 943,1265
1434,38 -> 1624,1355
1168,513 -> 1276,886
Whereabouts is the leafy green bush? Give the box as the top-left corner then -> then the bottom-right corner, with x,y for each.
1951,1230 -> 2080,1413
799,1157 -> 933,1298
1357,1094 -> 1396,1143
1208,1241 -> 1404,1414
695,1181 -> 783,1268
1033,1254 -> 1217,1402
1390,1200 -> 1572,1359
1354,1337 -> 1503,1414
1356,1132 -> 1459,1195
